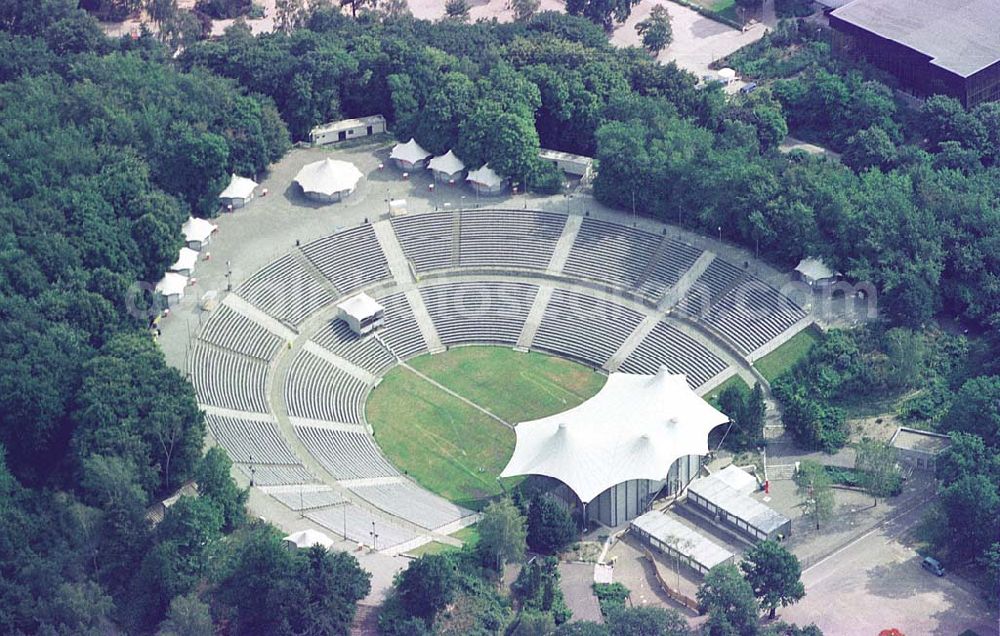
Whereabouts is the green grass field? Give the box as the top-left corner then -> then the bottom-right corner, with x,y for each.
705,374 -> 752,406
754,328 -> 820,382
367,347 -> 606,509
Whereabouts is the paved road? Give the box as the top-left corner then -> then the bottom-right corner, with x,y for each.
780,502 -> 997,635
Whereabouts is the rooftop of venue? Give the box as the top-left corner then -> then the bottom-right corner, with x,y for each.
831,0 -> 1000,77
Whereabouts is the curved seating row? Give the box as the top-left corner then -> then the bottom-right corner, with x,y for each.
284,349 -> 367,424
300,225 -> 390,295
307,502 -> 419,550
703,278 -> 807,354
294,425 -> 399,480
533,289 -> 645,367
349,481 -> 473,531
236,253 -> 333,327
564,218 -> 661,288
420,281 -> 538,346
198,304 -> 283,361
375,291 -> 429,360
391,211 -> 454,272
619,321 -> 728,388
311,319 -> 396,375
458,209 -> 566,270
190,345 -> 269,413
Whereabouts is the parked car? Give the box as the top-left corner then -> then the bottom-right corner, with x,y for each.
740,82 -> 758,94
921,556 -> 945,576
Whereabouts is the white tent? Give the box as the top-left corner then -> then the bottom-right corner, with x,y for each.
182,217 -> 217,250
466,163 -> 505,195
718,68 -> 737,83
169,247 -> 199,276
294,158 -> 364,202
155,272 -> 188,306
390,138 -> 432,169
428,150 -> 465,181
283,529 -> 335,550
218,174 -> 258,208
501,367 -> 729,504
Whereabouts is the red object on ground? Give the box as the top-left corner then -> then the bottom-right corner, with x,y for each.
764,480 -> 770,494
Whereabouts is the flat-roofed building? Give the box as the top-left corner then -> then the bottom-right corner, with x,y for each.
631,510 -> 735,575
310,115 -> 386,145
829,0 -> 1000,107
890,426 -> 952,471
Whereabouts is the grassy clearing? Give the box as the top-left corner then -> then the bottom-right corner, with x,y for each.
367,347 -> 606,509
406,541 -> 457,557
754,328 -> 820,382
367,366 -> 514,508
408,346 -> 606,423
451,525 -> 479,548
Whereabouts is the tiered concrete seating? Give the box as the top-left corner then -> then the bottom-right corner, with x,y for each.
564,219 -> 660,288
190,345 -> 269,413
307,503 -> 420,550
391,211 -> 454,271
420,281 -> 537,345
533,289 -> 645,367
269,487 -> 347,511
676,258 -> 745,317
375,292 -> 429,360
300,225 -> 391,295
619,321 -> 728,388
703,278 -> 807,354
284,350 -> 367,424
458,209 -> 566,270
311,319 -> 396,374
294,425 -> 399,480
637,240 -> 704,299
349,481 -> 473,531
199,305 -> 283,361
236,254 -> 333,327
205,413 -> 313,486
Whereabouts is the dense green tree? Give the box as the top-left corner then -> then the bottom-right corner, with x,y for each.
527,492 -> 578,555
635,5 -> 672,54
698,563 -> 759,636
557,621 -> 611,635
513,611 -> 557,636
935,433 -> 1000,487
565,0 -> 641,29
444,0 -> 471,21
508,0 -> 541,21
842,126 -> 897,172
477,497 -> 528,571
740,541 -> 805,619
606,605 -> 690,636
918,95 -> 986,155
942,375 -> 1000,448
395,553 -> 459,623
854,438 -> 900,506
195,447 -> 248,531
795,460 -> 834,529
512,556 -> 571,624
157,593 -> 213,636
938,474 -> 1000,561
194,0 -> 250,19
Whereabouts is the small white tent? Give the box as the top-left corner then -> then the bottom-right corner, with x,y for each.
283,529 -> 335,550
794,258 -> 838,286
218,174 -> 258,209
182,217 -> 217,251
428,150 -> 465,182
390,138 -> 432,170
155,272 -> 188,306
294,158 -> 364,203
466,163 -> 506,196
169,247 -> 199,276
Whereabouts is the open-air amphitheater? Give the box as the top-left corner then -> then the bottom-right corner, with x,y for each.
189,204 -> 815,555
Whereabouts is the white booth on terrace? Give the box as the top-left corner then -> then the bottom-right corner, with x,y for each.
181,217 -> 217,251
169,247 -> 199,277
794,258 -> 840,287
466,163 -> 506,196
155,272 -> 188,306
218,173 -> 258,209
390,138 -> 432,170
337,293 -> 385,336
428,150 -> 466,183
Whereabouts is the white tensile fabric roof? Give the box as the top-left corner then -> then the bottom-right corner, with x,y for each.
501,367 -> 730,503
283,529 -> 334,549
170,247 -> 199,273
182,217 -> 217,243
390,138 -> 432,164
155,272 -> 188,297
467,163 -> 503,188
795,257 -> 836,281
337,293 -> 384,321
294,158 -> 364,196
218,173 -> 258,199
718,67 -> 737,80
428,149 -> 465,175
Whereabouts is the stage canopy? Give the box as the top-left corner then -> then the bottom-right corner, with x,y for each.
500,367 -> 729,503
294,158 -> 364,198
283,529 -> 335,550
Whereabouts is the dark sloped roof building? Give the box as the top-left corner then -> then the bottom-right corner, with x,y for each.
829,0 -> 1000,107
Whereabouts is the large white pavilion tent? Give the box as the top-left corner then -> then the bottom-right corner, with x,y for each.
389,138 -> 432,170
501,366 -> 729,526
294,158 -> 364,203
